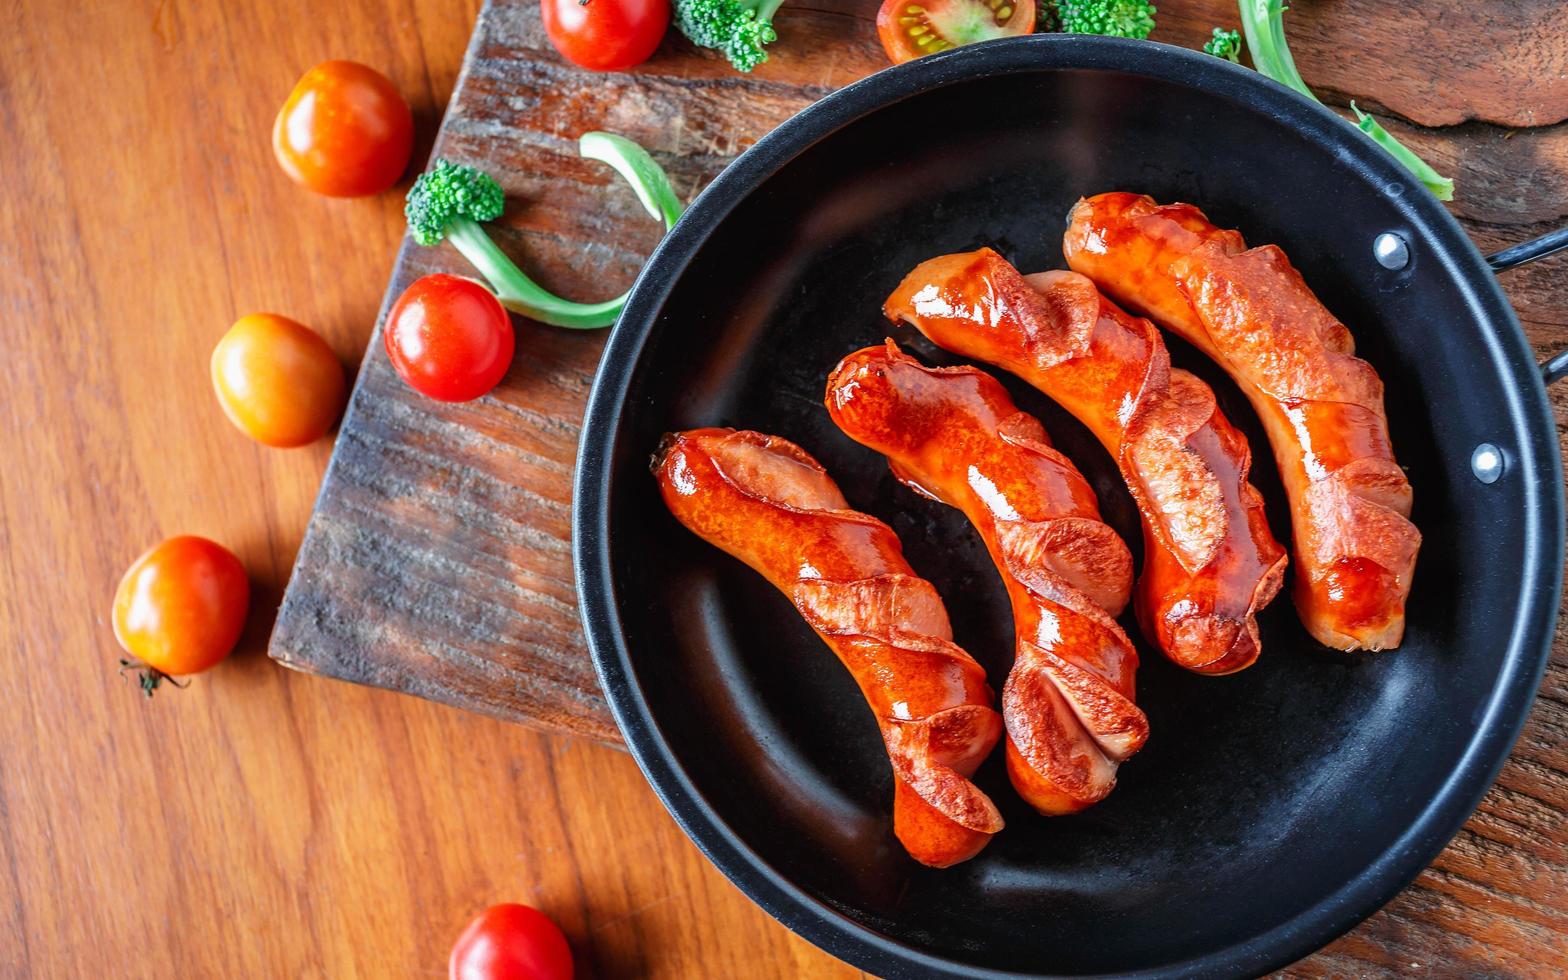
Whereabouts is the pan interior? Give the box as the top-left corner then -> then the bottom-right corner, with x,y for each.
598,59 -> 1547,975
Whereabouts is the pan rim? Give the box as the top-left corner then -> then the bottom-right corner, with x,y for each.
572,33 -> 1565,979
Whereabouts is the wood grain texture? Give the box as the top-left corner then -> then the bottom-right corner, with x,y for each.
1164,0 -> 1568,128
0,1 -> 860,977
0,0 -> 1561,977
268,0 -> 886,742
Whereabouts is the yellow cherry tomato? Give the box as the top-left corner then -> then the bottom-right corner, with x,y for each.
211,313 -> 346,448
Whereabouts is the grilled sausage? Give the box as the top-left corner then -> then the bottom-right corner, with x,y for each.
827,341 -> 1147,814
653,428 -> 1004,866
1064,193 -> 1419,650
885,249 -> 1287,675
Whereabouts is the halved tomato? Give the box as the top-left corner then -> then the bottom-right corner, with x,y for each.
876,0 -> 1036,64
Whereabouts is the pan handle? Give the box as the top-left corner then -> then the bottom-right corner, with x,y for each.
1484,227 -> 1568,384
1486,226 -> 1568,273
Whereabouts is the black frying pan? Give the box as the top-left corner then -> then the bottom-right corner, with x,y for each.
573,35 -> 1566,978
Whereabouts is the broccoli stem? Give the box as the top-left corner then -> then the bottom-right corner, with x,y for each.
1351,104 -> 1455,202
445,218 -> 626,330
420,133 -> 685,330
1237,0 -> 1453,202
1239,0 -> 1310,99
580,132 -> 685,230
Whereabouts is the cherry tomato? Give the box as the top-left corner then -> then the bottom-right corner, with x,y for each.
450,905 -> 573,980
211,314 -> 347,448
385,274 -> 514,402
112,537 -> 249,694
272,60 -> 414,197
541,0 -> 670,72
876,0 -> 1036,64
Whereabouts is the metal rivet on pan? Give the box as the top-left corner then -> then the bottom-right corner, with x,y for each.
1471,443 -> 1504,484
1373,232 -> 1410,270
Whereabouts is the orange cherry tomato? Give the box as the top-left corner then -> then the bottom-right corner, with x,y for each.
876,0 -> 1036,64
272,60 -> 414,197
450,905 -> 573,980
211,313 -> 347,448
112,537 -> 250,694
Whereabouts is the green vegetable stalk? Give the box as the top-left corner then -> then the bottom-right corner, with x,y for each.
1237,0 -> 1453,201
674,0 -> 788,72
404,133 -> 683,329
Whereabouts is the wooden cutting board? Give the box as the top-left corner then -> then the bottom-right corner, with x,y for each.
269,0 -> 1568,750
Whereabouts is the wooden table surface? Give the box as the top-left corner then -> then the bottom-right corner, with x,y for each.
2,1 -> 1564,978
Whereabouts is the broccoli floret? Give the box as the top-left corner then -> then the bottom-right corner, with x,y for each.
403,135 -> 684,329
405,159 -> 505,247
1203,27 -> 1241,62
1237,0 -> 1452,200
674,0 -> 787,72
1058,0 -> 1155,40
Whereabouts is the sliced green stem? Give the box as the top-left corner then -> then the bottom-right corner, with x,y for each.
442,135 -> 684,330
1240,0 -> 1312,101
446,218 -> 624,329
1351,104 -> 1455,202
445,219 -> 555,308
755,0 -> 787,24
580,132 -> 684,231
1236,0 -> 1453,201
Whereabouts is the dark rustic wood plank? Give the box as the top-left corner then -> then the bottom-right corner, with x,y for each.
267,0 -> 889,742
1164,0 -> 1568,128
263,0 -> 1568,974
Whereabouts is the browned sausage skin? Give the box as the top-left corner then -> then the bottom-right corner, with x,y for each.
885,250 -> 1287,675
1064,193 -> 1419,651
653,428 -> 1004,866
826,341 -> 1147,814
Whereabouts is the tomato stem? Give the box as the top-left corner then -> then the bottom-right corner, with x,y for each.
118,658 -> 189,698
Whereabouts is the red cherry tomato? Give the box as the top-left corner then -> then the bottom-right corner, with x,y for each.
450,904 -> 573,980
541,0 -> 670,72
112,536 -> 250,694
272,60 -> 414,197
385,274 -> 515,402
876,0 -> 1036,64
